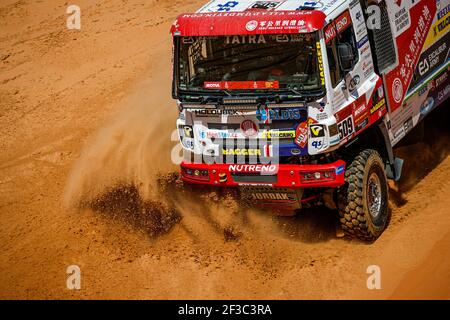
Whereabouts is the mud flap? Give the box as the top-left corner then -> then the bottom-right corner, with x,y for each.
378,121 -> 403,181
386,157 -> 404,181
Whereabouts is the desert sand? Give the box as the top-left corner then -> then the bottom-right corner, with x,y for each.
0,0 -> 449,299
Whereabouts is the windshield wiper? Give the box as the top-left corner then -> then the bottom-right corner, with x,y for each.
269,88 -> 304,102
178,89 -> 231,103
285,87 -> 303,96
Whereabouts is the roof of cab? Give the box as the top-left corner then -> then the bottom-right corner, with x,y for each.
170,0 -> 347,36
171,10 -> 327,36
196,0 -> 345,17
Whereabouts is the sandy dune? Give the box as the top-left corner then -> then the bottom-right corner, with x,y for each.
0,0 -> 449,299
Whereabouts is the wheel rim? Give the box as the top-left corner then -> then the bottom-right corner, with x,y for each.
367,172 -> 382,219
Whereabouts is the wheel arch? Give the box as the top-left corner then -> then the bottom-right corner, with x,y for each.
340,121 -> 400,180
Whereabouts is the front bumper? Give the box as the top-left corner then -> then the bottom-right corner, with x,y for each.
180,160 -> 346,189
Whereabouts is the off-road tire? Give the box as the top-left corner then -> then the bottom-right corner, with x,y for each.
338,149 -> 390,242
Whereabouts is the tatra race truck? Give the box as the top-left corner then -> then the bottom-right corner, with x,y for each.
171,0 -> 450,241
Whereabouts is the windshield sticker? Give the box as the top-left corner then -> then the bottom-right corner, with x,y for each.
204,81 -> 280,90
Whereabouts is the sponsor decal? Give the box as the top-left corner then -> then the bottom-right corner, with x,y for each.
318,9 -> 350,44
270,108 -> 303,120
249,193 -> 294,201
393,127 -> 405,141
420,97 -> 435,116
364,65 -> 375,79
418,85 -> 429,96
256,105 -> 270,123
336,165 -> 345,175
275,34 -> 306,43
182,138 -> 194,149
295,118 -> 317,148
357,34 -> 369,49
189,12 -> 316,34
246,1 -> 284,12
355,118 -> 369,132
229,164 -> 278,173
338,115 -> 355,141
393,6 -> 410,34
314,112 -> 329,121
295,121 -> 308,148
411,33 -> 449,89
385,1 -> 436,111
204,82 -> 221,89
311,140 -> 323,149
225,34 -> 267,44
370,98 -> 386,114
358,35 -> 369,49
353,103 -> 367,119
263,131 -> 296,139
240,119 -> 258,137
403,117 -> 414,133
310,101 -> 328,121
392,78 -> 404,103
199,130 -> 239,139
257,107 -> 304,122
328,123 -> 339,137
183,126 -> 194,138
436,70 -> 448,87
222,148 -> 262,156
295,1 -> 324,10
310,124 -> 325,138
324,23 -> 337,44
356,11 -> 363,23
438,84 -> 450,102
317,41 -> 325,86
336,10 -> 352,33
348,75 -> 361,92
245,20 -> 258,31
194,109 -> 239,117
423,3 -> 450,48
215,1 -> 239,12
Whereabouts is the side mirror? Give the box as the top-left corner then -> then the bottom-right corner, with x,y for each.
338,43 -> 356,72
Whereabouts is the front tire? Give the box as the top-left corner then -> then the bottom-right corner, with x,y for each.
337,149 -> 390,242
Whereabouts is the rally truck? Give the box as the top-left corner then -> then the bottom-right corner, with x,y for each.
171,0 -> 450,241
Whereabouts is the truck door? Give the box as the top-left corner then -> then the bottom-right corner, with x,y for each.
324,4 -> 386,146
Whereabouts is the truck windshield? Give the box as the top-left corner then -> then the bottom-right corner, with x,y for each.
176,33 -> 324,94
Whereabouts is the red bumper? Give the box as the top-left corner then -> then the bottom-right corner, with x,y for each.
180,160 -> 346,189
